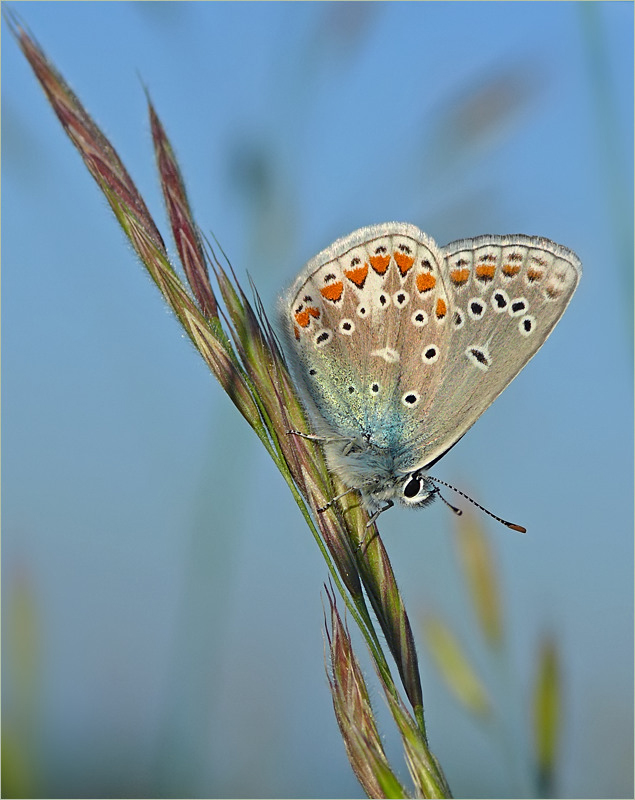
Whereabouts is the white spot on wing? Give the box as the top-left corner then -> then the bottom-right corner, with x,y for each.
370,347 -> 400,363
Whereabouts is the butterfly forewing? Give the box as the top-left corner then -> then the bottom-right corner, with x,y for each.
282,224 -> 453,448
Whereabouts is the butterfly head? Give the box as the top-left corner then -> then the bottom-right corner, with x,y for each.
323,434 -> 437,515
359,470 -> 436,514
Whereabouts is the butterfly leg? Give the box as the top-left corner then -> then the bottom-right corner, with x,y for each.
356,525 -> 379,555
316,486 -> 359,513
286,429 -> 326,442
356,499 -> 394,554
286,429 -> 353,445
366,499 -> 394,528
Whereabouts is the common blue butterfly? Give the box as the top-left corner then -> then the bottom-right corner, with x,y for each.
280,223 -> 581,526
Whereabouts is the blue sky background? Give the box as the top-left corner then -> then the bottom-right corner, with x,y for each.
3,2 -> 633,798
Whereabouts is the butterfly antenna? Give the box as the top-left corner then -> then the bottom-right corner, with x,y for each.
428,476 -> 527,533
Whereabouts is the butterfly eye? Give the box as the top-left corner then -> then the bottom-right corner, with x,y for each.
403,475 -> 422,499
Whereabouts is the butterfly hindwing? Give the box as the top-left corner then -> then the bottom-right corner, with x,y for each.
404,234 -> 582,471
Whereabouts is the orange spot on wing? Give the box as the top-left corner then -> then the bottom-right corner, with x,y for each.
394,251 -> 415,275
502,263 -> 521,277
344,264 -> 369,288
320,281 -> 344,302
526,268 -> 544,282
475,264 -> 496,281
436,298 -> 447,319
369,254 -> 391,274
294,306 -> 320,327
416,272 -> 436,293
450,268 -> 470,286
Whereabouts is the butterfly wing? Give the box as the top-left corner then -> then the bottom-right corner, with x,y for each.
280,224 -> 581,481
402,233 -> 582,472
279,224 -> 453,451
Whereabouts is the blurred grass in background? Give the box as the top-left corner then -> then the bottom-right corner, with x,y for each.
3,2 -> 632,798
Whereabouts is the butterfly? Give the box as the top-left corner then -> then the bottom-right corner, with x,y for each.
280,223 -> 581,527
